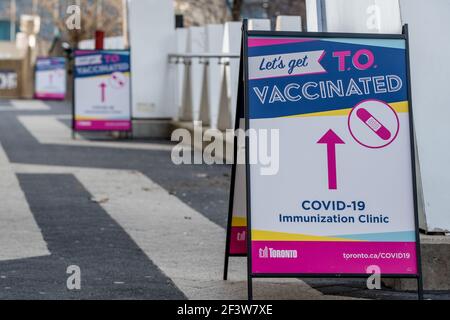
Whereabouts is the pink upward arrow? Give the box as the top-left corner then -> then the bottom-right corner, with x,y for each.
317,129 -> 345,190
99,82 -> 107,102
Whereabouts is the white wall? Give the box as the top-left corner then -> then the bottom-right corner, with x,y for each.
205,24 -> 224,129
221,19 -> 270,129
400,0 -> 450,232
128,0 -> 175,119
219,22 -> 242,130
276,16 -> 302,31
187,26 -> 207,121
248,19 -> 271,31
174,28 -> 188,121
306,0 -> 320,32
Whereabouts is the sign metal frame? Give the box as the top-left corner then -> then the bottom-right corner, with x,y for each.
226,20 -> 424,300
223,39 -> 246,281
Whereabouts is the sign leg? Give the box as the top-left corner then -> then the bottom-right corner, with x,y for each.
223,252 -> 230,280
223,189 -> 233,281
417,276 -> 424,300
248,276 -> 253,300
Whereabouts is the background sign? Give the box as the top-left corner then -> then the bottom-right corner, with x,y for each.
35,57 -> 66,100
74,50 -> 131,131
0,59 -> 22,98
246,34 -> 418,275
0,71 -> 17,90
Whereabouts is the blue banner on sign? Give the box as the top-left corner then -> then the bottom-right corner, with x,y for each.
74,50 -> 130,79
248,39 -> 408,119
36,57 -> 66,72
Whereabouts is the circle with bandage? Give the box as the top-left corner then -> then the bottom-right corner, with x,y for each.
109,72 -> 127,89
348,99 -> 400,149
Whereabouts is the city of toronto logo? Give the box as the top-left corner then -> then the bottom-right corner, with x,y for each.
259,246 -> 298,259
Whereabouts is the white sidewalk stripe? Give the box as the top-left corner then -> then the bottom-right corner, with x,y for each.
18,115 -> 173,151
6,100 -> 51,111
12,163 -> 356,300
0,144 -> 49,261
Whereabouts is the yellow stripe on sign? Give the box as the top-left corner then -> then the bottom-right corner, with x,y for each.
390,100 -> 409,113
283,100 -> 409,119
252,230 -> 363,242
231,217 -> 247,227
284,108 -> 351,118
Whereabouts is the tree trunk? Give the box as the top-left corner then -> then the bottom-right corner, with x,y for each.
231,0 -> 243,21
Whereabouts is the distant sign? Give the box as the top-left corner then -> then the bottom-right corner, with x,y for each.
35,57 -> 66,100
0,71 -> 17,90
73,50 -> 131,131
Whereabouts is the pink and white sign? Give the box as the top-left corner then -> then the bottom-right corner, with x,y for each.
35,57 -> 66,100
246,35 -> 419,276
74,50 -> 131,132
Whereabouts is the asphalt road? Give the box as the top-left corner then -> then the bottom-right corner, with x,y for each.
0,99 -> 448,300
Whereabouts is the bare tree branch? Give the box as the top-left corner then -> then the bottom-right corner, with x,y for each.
39,0 -> 123,47
175,0 -> 229,26
231,0 -> 243,21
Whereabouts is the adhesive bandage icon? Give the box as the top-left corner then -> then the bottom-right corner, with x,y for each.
356,108 -> 391,140
109,72 -> 127,89
348,99 -> 400,149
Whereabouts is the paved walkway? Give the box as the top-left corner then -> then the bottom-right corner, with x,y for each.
0,99 -> 446,300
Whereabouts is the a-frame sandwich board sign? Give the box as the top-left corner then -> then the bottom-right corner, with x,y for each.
226,20 -> 423,300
